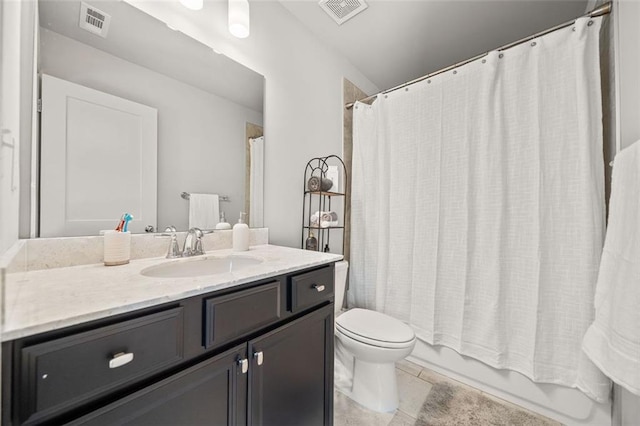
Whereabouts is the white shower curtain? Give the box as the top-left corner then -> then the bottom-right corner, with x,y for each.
350,17 -> 610,402
249,136 -> 264,228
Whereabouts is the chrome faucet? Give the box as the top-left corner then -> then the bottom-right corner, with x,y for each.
159,226 -> 210,258
183,227 -> 206,257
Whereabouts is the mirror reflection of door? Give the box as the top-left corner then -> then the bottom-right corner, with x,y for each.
33,0 -> 265,236
246,123 -> 264,228
40,74 -> 158,237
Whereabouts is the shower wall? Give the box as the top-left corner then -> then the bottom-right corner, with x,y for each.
342,78 -> 368,264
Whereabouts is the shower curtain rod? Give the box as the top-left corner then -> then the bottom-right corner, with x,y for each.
345,1 -> 612,110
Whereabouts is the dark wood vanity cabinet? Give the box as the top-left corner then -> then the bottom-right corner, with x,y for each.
2,263 -> 336,426
68,343 -> 248,426
248,305 -> 333,426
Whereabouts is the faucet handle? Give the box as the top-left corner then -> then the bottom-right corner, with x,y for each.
157,226 -> 178,237
194,238 -> 204,256
189,227 -> 207,256
166,234 -> 182,258
156,226 -> 182,258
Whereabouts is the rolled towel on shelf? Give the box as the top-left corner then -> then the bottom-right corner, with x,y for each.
307,176 -> 333,192
310,211 -> 320,227
321,211 -> 339,227
310,211 -> 339,228
320,219 -> 339,228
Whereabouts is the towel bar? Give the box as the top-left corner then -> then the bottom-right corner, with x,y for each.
181,192 -> 230,202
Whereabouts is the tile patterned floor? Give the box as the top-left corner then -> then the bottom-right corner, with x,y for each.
334,360 -> 562,426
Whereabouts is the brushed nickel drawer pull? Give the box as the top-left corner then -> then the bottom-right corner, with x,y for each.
313,284 -> 325,292
254,351 -> 264,366
238,358 -> 248,374
109,352 -> 134,369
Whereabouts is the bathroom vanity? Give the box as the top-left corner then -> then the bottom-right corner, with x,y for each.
1,244 -> 339,425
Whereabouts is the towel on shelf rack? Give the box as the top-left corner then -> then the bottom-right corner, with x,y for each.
582,140 -> 640,396
311,211 -> 338,228
188,193 -> 219,230
307,176 -> 333,192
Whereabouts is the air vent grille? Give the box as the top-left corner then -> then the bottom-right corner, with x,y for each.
86,8 -> 105,29
79,2 -> 111,38
318,0 -> 368,25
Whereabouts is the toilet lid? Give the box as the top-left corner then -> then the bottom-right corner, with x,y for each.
336,308 -> 415,347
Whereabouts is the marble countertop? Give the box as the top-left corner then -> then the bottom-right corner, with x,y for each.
2,244 -> 342,342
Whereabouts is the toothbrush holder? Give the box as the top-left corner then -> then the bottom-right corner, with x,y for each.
103,231 -> 131,266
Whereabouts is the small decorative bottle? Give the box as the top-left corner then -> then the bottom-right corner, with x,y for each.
233,212 -> 249,251
305,231 -> 318,251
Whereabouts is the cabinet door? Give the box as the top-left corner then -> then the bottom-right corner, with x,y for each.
248,304 -> 334,426
70,343 -> 248,426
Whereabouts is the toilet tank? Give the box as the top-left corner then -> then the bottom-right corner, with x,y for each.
334,261 -> 348,314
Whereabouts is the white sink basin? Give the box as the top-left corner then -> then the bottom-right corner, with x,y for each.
141,255 -> 263,278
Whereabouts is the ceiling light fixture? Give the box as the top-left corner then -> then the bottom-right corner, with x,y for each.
179,0 -> 203,11
228,0 -> 250,39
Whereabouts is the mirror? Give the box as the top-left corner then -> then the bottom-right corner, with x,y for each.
36,0 -> 264,236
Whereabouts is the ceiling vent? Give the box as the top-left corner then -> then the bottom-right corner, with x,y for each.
318,0 -> 368,25
79,2 -> 111,38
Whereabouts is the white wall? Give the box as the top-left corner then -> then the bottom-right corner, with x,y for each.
125,0 -> 379,248
39,28 -> 263,232
617,0 -> 640,151
612,0 -> 640,423
235,3 -> 378,248
0,0 -> 25,254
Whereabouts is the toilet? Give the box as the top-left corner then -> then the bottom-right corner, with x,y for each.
333,261 -> 416,413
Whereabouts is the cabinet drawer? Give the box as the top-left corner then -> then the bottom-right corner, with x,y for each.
204,281 -> 281,349
289,265 -> 334,313
20,307 -> 184,423
68,343 -> 247,426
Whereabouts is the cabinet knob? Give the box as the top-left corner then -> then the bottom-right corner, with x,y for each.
313,284 -> 325,292
238,358 -> 249,374
109,352 -> 134,369
254,351 -> 264,366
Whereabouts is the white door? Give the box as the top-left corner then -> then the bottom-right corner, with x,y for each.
40,74 -> 157,237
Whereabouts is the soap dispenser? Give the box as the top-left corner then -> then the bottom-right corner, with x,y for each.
233,212 -> 249,251
215,211 -> 232,230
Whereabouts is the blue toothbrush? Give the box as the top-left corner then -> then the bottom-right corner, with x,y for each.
122,213 -> 134,232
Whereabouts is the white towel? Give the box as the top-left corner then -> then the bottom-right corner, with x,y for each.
188,193 -> 219,230
582,141 -> 640,396
310,211 -> 338,228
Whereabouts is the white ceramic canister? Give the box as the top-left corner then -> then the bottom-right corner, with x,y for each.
103,230 -> 131,266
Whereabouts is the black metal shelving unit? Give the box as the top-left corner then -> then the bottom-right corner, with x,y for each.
301,155 -> 347,254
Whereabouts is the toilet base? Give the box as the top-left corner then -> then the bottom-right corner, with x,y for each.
350,359 -> 398,413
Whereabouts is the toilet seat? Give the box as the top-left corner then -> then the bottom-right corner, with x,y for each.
336,308 -> 415,349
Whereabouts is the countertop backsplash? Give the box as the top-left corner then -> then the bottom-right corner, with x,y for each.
3,228 -> 269,273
